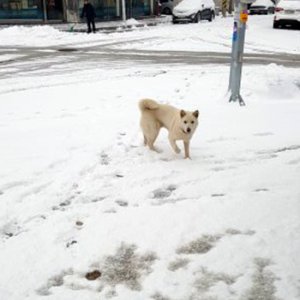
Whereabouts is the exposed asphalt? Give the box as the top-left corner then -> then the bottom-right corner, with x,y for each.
0,41 -> 300,80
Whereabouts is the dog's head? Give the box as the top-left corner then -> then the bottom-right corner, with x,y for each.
180,110 -> 199,135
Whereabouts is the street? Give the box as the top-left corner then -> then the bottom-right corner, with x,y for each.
0,39 -> 300,81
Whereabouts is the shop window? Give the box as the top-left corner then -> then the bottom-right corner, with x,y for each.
126,0 -> 150,18
0,0 -> 43,18
94,0 -> 117,20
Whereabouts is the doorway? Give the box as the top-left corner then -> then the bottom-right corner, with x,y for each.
46,0 -> 63,20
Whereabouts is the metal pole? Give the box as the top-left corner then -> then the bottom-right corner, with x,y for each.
121,0 -> 126,22
42,0 -> 48,22
228,0 -> 250,106
228,0 -> 239,93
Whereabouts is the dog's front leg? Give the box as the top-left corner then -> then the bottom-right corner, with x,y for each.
169,136 -> 181,154
184,141 -> 190,159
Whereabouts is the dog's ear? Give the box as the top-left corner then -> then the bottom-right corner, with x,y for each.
193,110 -> 199,118
180,110 -> 186,118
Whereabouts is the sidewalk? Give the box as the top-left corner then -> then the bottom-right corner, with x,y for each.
53,15 -> 171,33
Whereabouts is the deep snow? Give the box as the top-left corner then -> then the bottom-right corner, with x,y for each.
0,15 -> 299,300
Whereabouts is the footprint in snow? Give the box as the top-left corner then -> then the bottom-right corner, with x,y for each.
117,132 -> 126,145
99,152 -> 110,165
254,188 -> 269,192
115,199 -> 128,207
152,185 -> 177,199
211,193 -> 226,197
253,132 -> 273,137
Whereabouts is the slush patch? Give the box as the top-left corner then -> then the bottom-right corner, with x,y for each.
168,257 -> 190,271
101,243 -> 157,290
177,234 -> 221,255
193,267 -> 236,293
151,292 -> 172,300
241,258 -> 281,300
36,269 -> 73,296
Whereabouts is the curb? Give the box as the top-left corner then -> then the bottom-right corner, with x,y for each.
60,16 -> 171,33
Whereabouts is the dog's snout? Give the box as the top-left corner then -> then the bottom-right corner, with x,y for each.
187,127 -> 191,133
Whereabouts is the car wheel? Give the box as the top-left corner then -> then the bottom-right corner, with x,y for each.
273,21 -> 279,28
163,7 -> 172,15
208,10 -> 215,22
194,12 -> 201,23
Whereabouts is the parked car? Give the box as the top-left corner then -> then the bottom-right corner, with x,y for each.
172,0 -> 215,23
160,0 -> 174,15
273,0 -> 300,28
249,0 -> 276,14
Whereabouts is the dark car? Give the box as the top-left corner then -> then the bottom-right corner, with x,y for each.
249,0 -> 276,14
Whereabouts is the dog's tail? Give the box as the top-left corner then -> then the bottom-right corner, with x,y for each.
139,99 -> 159,111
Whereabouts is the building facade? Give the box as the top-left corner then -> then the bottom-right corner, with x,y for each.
0,0 -> 153,23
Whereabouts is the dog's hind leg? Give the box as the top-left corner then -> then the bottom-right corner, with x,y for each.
147,130 -> 160,151
141,117 -> 160,152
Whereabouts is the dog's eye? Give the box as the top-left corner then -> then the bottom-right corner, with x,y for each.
184,121 -> 187,124
191,121 -> 194,124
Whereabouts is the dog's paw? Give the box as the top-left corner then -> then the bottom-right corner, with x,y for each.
149,146 -> 162,153
175,148 -> 181,154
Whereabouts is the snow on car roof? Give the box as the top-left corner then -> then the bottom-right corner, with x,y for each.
251,0 -> 275,6
277,0 -> 300,9
175,0 -> 205,9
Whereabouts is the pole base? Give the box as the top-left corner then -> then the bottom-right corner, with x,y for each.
229,94 -> 245,106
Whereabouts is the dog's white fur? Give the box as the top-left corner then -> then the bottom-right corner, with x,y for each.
139,99 -> 199,158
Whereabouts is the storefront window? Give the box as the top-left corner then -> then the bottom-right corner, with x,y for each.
0,0 -> 150,21
126,0 -> 150,18
143,0 -> 150,14
0,0 -> 44,19
93,0 -> 118,20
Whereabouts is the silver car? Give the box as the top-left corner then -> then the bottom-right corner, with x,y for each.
172,0 -> 215,23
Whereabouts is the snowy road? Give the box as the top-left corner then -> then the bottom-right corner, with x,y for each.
0,45 -> 300,81
1,15 -> 300,83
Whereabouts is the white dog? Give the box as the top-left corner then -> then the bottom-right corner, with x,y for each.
139,99 -> 199,158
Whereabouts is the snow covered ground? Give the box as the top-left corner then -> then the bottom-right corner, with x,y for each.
0,15 -> 299,300
0,15 -> 299,53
